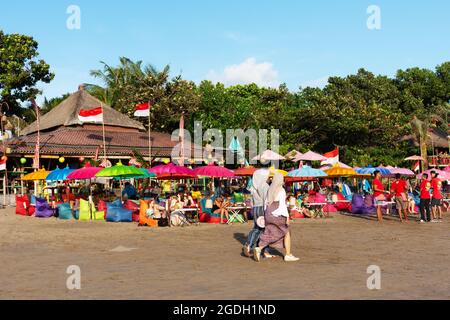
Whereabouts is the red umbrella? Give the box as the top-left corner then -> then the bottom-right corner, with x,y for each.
234,166 -> 256,177
193,163 -> 235,178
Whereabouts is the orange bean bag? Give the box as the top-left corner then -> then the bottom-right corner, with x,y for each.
139,200 -> 158,227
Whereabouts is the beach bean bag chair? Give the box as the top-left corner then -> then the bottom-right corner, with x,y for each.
58,203 -> 73,220
16,195 -> 32,216
323,204 -> 338,213
363,195 -> 376,214
30,195 -> 37,206
290,208 -> 305,219
35,197 -> 54,218
106,202 -> 132,223
315,192 -> 327,203
198,211 -> 211,223
98,200 -> 108,219
334,193 -> 351,211
170,211 -> 190,226
138,200 -> 158,227
351,194 -> 365,214
78,199 -> 91,221
124,200 -> 140,222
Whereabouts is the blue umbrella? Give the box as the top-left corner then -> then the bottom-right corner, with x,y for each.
288,165 -> 327,178
229,137 -> 243,153
46,166 -> 75,181
356,165 -> 391,175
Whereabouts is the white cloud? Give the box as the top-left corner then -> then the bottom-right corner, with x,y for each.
206,58 -> 280,88
301,76 -> 329,89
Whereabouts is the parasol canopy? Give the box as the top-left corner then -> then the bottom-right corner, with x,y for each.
293,151 -> 327,162
324,164 -> 357,177
417,169 -> 450,180
252,150 -> 285,161
285,150 -> 302,160
356,166 -> 391,175
320,161 -> 352,170
115,168 -> 157,180
383,166 -> 415,177
96,161 -> 143,178
149,163 -> 194,175
404,155 -> 425,161
269,167 -> 288,177
21,169 -> 50,181
234,166 -> 256,177
66,163 -> 103,180
444,166 -> 450,173
193,163 -> 235,178
288,165 -> 327,178
46,166 -> 75,181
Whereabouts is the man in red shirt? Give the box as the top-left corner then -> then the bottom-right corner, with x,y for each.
390,174 -> 407,222
430,171 -> 443,222
373,170 -> 388,222
419,173 -> 431,222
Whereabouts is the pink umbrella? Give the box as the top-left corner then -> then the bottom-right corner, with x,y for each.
193,163 -> 235,178
293,151 -> 327,162
404,155 -> 425,161
444,166 -> 450,173
66,163 -> 103,180
384,166 -> 415,177
417,169 -> 450,180
252,150 -> 286,161
149,163 -> 194,175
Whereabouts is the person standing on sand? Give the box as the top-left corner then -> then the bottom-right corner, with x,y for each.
419,173 -> 432,223
243,169 -> 274,259
430,171 -> 443,222
372,170 -> 389,222
253,172 -> 299,262
390,174 -> 408,222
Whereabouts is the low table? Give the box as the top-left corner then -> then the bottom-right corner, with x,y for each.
303,202 -> 328,218
226,206 -> 247,224
174,208 -> 200,225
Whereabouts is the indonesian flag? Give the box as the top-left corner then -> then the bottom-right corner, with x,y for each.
0,160 -> 6,171
321,148 -> 339,166
78,107 -> 103,123
134,102 -> 150,117
413,160 -> 420,173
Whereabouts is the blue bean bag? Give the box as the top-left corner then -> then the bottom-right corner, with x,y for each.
106,201 -> 132,222
35,197 -> 54,218
58,203 -> 73,220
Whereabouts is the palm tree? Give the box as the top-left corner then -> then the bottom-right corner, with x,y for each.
410,116 -> 430,171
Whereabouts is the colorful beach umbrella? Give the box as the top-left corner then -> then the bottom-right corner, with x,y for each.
252,150 -> 286,161
356,166 -> 391,175
46,166 -> 75,181
288,165 -> 327,178
193,163 -> 235,178
293,151 -> 327,162
404,155 -> 425,161
417,169 -> 450,180
324,164 -> 357,177
383,166 -> 415,177
269,167 -> 288,177
21,169 -> 50,181
234,166 -> 256,177
96,161 -> 143,178
66,163 -> 103,180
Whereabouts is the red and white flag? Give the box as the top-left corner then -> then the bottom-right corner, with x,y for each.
321,148 -> 339,166
134,102 -> 151,117
78,107 -> 103,123
413,160 -> 420,173
0,159 -> 6,171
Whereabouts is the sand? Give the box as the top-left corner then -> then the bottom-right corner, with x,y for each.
0,207 -> 449,300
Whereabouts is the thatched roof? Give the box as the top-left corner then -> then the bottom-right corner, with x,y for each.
402,127 -> 449,149
21,88 -> 145,135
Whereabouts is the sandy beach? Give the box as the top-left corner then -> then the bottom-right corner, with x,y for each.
0,207 -> 448,300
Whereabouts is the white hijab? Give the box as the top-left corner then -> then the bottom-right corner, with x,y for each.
250,169 -> 269,204
268,172 -> 284,205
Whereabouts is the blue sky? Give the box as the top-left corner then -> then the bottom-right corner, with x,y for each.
1,0 -> 449,103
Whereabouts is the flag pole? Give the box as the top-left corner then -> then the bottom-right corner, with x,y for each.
101,102 -> 107,162
148,101 -> 152,167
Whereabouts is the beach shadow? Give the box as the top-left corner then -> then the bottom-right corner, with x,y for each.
233,232 -> 284,258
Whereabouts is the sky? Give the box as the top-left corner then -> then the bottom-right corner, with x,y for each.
1,0 -> 449,104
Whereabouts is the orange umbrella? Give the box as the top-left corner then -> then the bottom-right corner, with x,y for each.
234,166 -> 256,177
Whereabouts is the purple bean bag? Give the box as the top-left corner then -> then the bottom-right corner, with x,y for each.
35,197 -> 54,218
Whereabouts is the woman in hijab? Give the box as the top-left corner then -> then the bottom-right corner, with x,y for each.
253,172 -> 299,262
243,169 -> 273,258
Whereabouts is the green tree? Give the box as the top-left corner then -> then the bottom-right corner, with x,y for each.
0,30 -> 54,115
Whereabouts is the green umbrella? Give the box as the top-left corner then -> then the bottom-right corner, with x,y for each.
96,162 -> 143,178
96,162 -> 145,200
113,168 -> 156,180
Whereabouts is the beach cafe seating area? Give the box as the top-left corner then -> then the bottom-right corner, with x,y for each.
12,160 -> 450,227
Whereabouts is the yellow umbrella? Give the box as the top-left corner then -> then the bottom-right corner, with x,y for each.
21,169 -> 50,181
324,164 -> 357,177
269,167 -> 288,177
